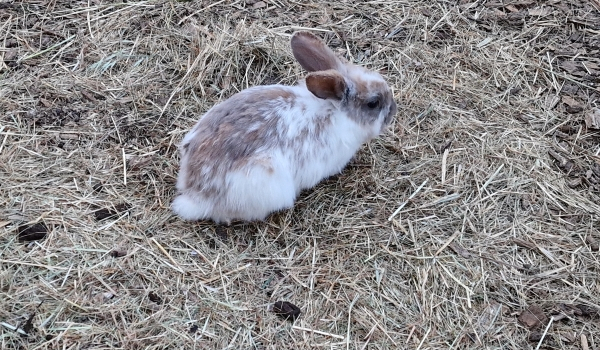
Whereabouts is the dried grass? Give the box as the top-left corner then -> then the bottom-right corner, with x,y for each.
1,0 -> 600,349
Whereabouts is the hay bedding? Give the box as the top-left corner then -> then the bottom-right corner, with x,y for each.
1,0 -> 599,348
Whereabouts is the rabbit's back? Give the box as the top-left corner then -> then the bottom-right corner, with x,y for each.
177,86 -> 296,193
173,86 -> 308,222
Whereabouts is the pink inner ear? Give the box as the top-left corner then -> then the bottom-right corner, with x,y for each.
305,70 -> 346,100
291,32 -> 341,72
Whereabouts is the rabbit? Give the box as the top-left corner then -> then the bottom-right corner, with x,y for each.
172,31 -> 397,224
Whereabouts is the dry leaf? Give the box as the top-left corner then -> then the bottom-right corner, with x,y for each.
545,95 -> 560,109
562,95 -> 582,108
4,48 -> 17,61
560,61 -> 581,73
506,4 -> 518,12
586,235 -> 599,251
512,238 -> 536,250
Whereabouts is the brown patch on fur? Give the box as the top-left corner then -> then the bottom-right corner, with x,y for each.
255,157 -> 275,174
181,87 -> 296,197
285,110 -> 334,171
314,112 -> 332,137
353,80 -> 370,98
246,88 -> 295,105
291,32 -> 342,73
355,80 -> 387,100
346,78 -> 395,127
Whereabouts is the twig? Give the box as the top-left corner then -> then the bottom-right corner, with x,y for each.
1,322 -> 28,335
347,295 -> 360,349
18,35 -> 76,63
438,263 -> 473,308
480,163 -> 504,193
122,148 -> 127,185
388,179 -> 428,221
293,325 -> 345,340
200,263 -> 252,284
535,316 -> 554,350
415,327 -> 431,350
152,238 -> 182,272
581,333 -> 590,350
435,231 -> 461,256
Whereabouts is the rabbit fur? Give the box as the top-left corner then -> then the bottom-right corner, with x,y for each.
172,31 -> 397,223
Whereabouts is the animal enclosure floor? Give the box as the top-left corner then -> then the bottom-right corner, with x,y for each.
1,0 -> 599,349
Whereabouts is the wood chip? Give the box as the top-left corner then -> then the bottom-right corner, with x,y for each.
560,61 -> 581,73
449,242 -> 472,258
562,95 -> 582,108
518,305 -> 548,329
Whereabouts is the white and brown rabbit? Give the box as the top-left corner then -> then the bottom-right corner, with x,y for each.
172,31 -> 397,223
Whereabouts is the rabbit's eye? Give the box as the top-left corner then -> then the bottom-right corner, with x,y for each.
366,98 -> 380,109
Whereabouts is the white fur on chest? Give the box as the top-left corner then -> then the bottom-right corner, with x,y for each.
276,90 -> 368,192
300,118 -> 364,188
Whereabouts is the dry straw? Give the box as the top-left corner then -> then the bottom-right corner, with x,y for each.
1,0 -> 599,349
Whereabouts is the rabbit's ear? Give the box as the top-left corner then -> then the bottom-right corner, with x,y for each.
291,31 -> 342,72
305,70 -> 347,100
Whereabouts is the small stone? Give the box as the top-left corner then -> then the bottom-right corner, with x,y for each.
272,301 -> 301,321
585,235 -> 599,251
93,203 -> 131,221
109,248 -> 127,258
148,291 -> 162,304
92,183 -> 103,193
529,331 -> 542,342
17,223 -> 49,242
566,105 -> 583,114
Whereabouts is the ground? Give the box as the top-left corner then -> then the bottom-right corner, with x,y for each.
1,0 -> 600,349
